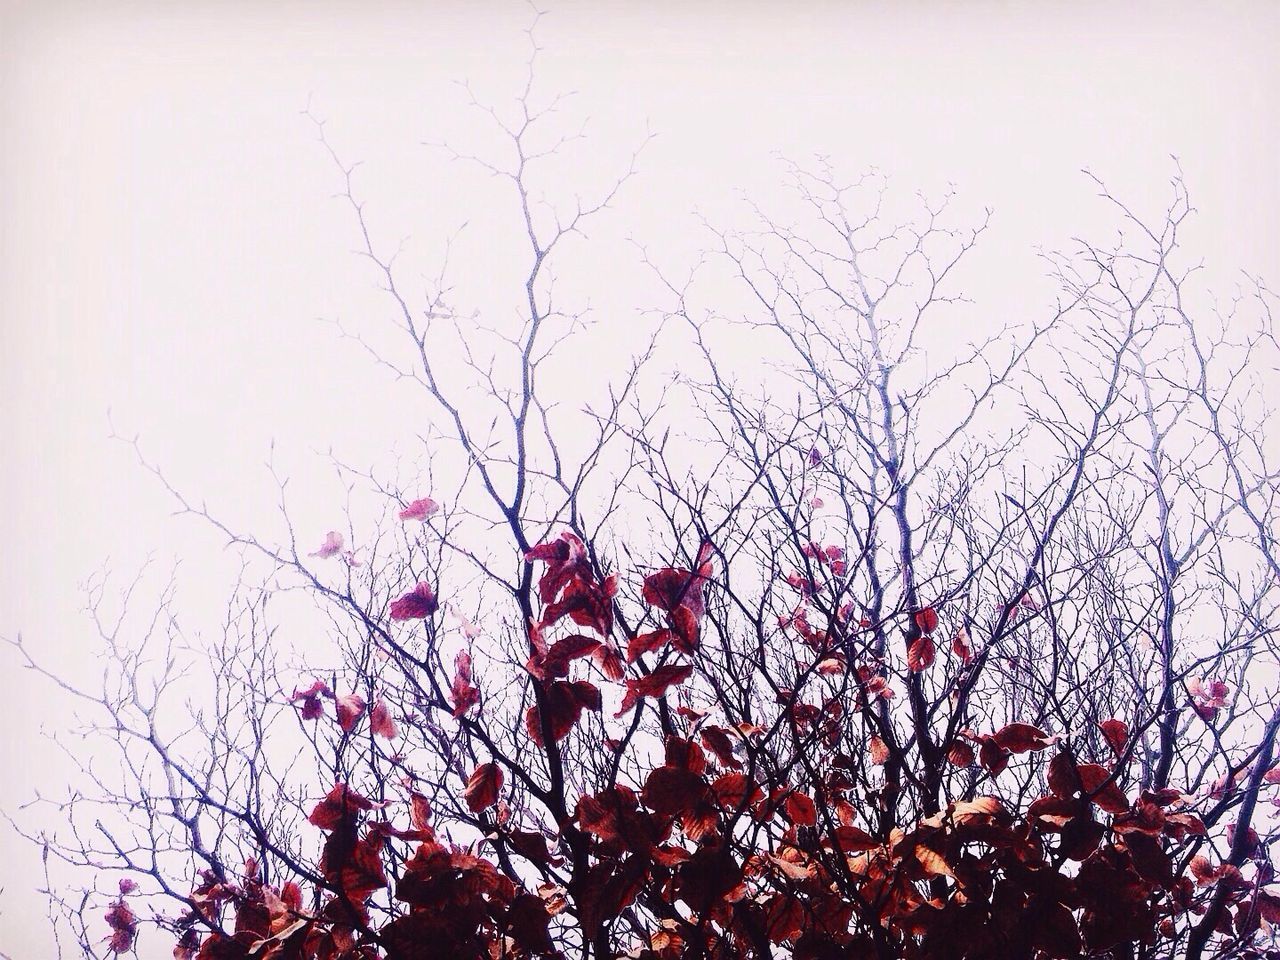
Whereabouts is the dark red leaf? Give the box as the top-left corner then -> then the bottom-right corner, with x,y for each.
868,736 -> 890,765
104,898 -> 138,953
1077,763 -> 1130,813
464,763 -> 504,813
946,740 -> 976,767
627,628 -> 673,663
309,783 -> 377,831
291,679 -> 333,721
529,634 -> 601,680
390,582 -> 439,621
526,680 -> 602,746
450,650 -> 480,718
993,722 -> 1055,753
617,663 -> 694,716
506,893 -> 553,953
642,765 -> 707,817
784,792 -> 818,827
1100,718 -> 1129,756
712,772 -> 761,809
979,737 -> 1011,775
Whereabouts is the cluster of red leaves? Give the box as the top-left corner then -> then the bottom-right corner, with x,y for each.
104,879 -> 139,953
563,727 -> 1229,960
639,541 -> 714,655
164,720 -> 1270,960
1189,678 -> 1231,721
153,536 -> 1277,960
521,532 -> 616,746
290,682 -> 397,739
170,780 -> 566,960
907,606 -> 940,674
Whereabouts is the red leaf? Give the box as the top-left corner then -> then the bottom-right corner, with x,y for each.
627,628 -> 673,663
541,573 -> 615,636
506,829 -> 558,865
309,783 -> 376,831
525,531 -> 591,605
526,680 -> 602,746
506,893 -> 554,953
907,635 -> 935,673
979,737 -> 1010,775
1100,718 -> 1129,756
641,765 -> 708,817
951,626 -> 974,665
528,634 -> 601,680
335,693 -> 366,732
665,736 -> 708,773
398,497 -> 439,521
174,930 -> 200,960
831,825 -> 879,852
1076,762 -> 1130,813
1257,891 -> 1280,924
784,792 -> 818,827
370,698 -> 397,739
643,543 -> 714,617
701,726 -> 741,770
592,643 -> 626,680
993,722 -> 1055,753
670,605 -> 700,654
914,607 -> 939,634
464,763 -> 504,813
410,792 -> 432,832
616,663 -> 694,716
450,650 -> 480,718
321,829 -> 387,902
766,894 -> 806,943
390,582 -> 439,621
713,772 -> 762,809
868,736 -> 890,765
946,740 -> 976,767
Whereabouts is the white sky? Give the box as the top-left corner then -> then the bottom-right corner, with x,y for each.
1,1 -> 1277,954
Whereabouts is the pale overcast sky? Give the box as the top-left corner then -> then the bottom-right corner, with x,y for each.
2,1 -> 1277,955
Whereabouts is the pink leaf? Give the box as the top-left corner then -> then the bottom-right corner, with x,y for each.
398,497 -> 439,522
309,531 -> 345,559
